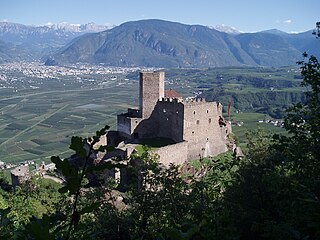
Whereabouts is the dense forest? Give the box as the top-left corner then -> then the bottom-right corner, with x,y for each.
1,27 -> 320,239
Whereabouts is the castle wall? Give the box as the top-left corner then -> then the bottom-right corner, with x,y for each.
114,71 -> 231,167
132,117 -> 159,139
117,114 -> 143,137
153,98 -> 184,142
154,141 -> 188,166
139,71 -> 165,119
183,99 -> 228,160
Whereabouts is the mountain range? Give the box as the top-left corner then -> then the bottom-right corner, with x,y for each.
1,19 -> 319,67
0,21 -> 112,63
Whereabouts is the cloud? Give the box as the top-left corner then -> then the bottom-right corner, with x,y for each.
283,19 -> 292,24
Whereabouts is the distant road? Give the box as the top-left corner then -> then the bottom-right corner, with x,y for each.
43,174 -> 64,184
0,88 -> 103,102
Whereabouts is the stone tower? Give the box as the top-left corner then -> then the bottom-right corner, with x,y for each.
139,71 -> 165,119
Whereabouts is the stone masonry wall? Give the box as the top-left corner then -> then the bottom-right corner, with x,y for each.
183,99 -> 228,160
154,141 -> 188,166
153,98 -> 184,142
139,71 -> 165,119
117,114 -> 143,137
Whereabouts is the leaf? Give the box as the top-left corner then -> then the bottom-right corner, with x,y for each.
86,162 -> 126,173
164,228 -> 185,240
96,145 -> 115,152
51,156 -> 81,194
79,202 -> 101,214
186,224 -> 200,238
58,186 -> 69,194
69,136 -> 87,157
51,156 -> 78,179
23,215 -> 54,240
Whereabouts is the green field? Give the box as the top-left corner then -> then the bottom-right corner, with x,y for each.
0,73 -> 140,164
0,66 -> 299,165
230,112 -> 286,148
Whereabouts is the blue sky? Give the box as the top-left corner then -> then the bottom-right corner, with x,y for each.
0,0 -> 318,33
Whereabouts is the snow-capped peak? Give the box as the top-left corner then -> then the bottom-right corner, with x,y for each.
44,22 -> 114,32
208,24 -> 242,34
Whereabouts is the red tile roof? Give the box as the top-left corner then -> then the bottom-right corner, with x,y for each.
164,89 -> 182,99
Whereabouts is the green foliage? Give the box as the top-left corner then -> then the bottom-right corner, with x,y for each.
0,177 -> 62,239
276,53 -> 320,180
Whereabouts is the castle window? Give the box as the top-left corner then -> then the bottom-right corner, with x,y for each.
192,131 -> 195,134
163,109 -> 166,113
193,110 -> 196,115
176,111 -> 179,114
206,138 -> 209,141
166,118 -> 169,121
209,118 -> 212,123
196,120 -> 200,125
207,109 -> 209,113
135,120 -> 138,124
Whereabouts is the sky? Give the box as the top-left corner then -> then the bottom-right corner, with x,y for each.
0,0 -> 318,33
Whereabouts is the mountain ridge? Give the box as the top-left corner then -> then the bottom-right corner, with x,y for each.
46,19 -> 319,68
0,21 -> 113,62
0,19 -> 319,67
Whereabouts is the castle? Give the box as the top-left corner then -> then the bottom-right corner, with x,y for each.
107,71 -> 231,166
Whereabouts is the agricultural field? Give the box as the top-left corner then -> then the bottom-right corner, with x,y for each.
0,68 -> 141,164
0,64 -> 302,165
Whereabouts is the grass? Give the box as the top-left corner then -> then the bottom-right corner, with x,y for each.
230,111 -> 286,147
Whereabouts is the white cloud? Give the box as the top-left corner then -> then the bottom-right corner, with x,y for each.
283,19 -> 292,24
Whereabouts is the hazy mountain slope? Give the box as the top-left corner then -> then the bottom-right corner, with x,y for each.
47,19 -> 316,67
285,31 -> 320,59
0,40 -> 35,63
1,20 -> 318,67
235,32 -> 302,66
0,22 -> 111,62
260,29 -> 320,60
48,19 -> 258,67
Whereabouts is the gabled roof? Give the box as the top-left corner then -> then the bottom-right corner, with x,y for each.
164,89 -> 182,99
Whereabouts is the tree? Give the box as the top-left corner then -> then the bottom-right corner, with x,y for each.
313,22 -> 320,38
274,52 -> 320,188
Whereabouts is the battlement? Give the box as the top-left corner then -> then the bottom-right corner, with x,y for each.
159,97 -> 183,103
184,97 -> 214,107
186,97 -> 205,103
